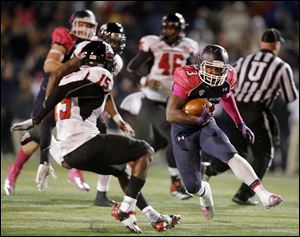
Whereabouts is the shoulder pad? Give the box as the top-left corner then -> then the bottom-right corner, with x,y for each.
139,35 -> 160,52
181,38 -> 199,56
52,27 -> 74,53
174,66 -> 197,91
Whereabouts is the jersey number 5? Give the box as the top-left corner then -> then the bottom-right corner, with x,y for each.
158,53 -> 184,75
55,98 -> 72,122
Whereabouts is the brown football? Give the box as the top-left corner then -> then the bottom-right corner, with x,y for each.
182,98 -> 213,116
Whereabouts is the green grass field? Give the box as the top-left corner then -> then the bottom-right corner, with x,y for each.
1,156 -> 299,236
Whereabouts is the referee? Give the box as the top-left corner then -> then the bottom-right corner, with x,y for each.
204,28 -> 299,205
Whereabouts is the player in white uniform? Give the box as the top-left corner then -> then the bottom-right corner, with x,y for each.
121,13 -> 199,200
11,41 -> 181,234
66,22 -> 133,207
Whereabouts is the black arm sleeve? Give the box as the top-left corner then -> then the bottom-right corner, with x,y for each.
33,79 -> 103,125
126,50 -> 154,77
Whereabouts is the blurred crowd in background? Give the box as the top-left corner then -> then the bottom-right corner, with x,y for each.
1,1 -> 299,174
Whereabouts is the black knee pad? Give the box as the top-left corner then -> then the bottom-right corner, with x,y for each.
20,132 -> 34,146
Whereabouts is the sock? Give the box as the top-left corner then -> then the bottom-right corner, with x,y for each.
126,176 -> 145,198
8,148 -> 31,181
14,147 -> 31,170
227,154 -> 258,186
119,195 -> 137,213
142,206 -> 161,223
136,193 -> 149,210
228,154 -> 273,206
249,179 -> 273,205
168,167 -> 179,177
195,181 -> 206,196
97,175 -> 111,192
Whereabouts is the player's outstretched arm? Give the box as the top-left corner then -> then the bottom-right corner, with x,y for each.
105,94 -> 135,136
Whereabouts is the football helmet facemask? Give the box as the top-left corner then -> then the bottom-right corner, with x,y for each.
70,9 -> 98,40
198,45 -> 229,87
98,22 -> 126,54
161,13 -> 188,45
80,41 -> 114,71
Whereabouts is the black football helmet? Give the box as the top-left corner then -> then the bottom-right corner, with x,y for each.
98,22 -> 126,54
70,9 -> 98,40
198,45 -> 229,87
161,13 -> 188,45
80,41 -> 114,71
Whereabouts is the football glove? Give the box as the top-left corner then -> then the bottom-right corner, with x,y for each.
36,162 -> 57,191
113,114 -> 135,137
119,121 -> 135,137
236,123 -> 255,144
197,104 -> 214,125
10,119 -> 34,132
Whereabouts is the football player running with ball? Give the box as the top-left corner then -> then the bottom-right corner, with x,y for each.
166,44 -> 283,220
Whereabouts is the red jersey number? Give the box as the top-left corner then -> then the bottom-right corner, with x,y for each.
55,98 -> 72,122
158,53 -> 184,75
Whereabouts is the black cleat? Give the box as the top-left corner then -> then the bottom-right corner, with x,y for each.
232,195 -> 258,206
94,191 -> 115,207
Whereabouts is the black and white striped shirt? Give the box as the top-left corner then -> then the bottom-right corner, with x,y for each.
233,49 -> 298,108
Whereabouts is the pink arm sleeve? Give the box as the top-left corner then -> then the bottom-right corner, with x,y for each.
172,83 -> 188,98
220,93 -> 243,125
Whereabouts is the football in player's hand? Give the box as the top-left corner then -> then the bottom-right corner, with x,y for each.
182,98 -> 214,116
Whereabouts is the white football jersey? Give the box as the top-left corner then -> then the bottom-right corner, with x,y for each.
55,66 -> 113,156
139,35 -> 199,102
74,41 -> 123,76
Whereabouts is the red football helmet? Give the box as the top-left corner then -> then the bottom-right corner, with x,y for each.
70,9 -> 98,40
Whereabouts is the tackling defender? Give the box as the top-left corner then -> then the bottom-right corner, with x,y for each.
11,41 -> 181,234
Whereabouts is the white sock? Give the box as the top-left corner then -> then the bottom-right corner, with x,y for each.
120,196 -> 137,213
228,154 -> 273,205
168,167 -> 179,177
142,206 -> 161,222
227,154 -> 258,186
252,182 -> 274,206
195,181 -> 206,196
96,175 -> 111,192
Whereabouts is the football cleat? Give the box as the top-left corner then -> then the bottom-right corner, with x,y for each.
4,164 -> 20,196
199,181 -> 214,220
170,179 -> 193,200
112,203 -> 142,233
264,194 -> 283,209
94,191 -> 116,207
151,214 -> 181,232
4,178 -> 14,196
232,195 -> 258,206
67,169 -> 90,192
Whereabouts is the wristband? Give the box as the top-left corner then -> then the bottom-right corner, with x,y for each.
113,114 -> 122,125
196,117 -> 203,125
140,76 -> 147,86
